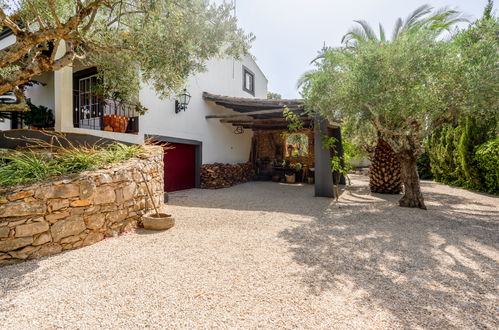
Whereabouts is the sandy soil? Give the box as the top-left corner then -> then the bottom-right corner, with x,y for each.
1,175 -> 498,329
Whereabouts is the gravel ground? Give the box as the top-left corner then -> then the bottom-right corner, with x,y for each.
1,175 -> 498,329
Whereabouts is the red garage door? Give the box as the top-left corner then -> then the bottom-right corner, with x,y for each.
163,143 -> 196,192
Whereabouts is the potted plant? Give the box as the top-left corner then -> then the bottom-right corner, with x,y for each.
139,170 -> 175,230
24,102 -> 55,129
291,162 -> 302,172
285,162 -> 302,184
285,173 -> 296,183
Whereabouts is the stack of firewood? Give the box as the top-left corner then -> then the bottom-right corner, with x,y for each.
201,163 -> 255,189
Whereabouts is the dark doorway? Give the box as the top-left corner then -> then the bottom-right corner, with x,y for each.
163,143 -> 197,192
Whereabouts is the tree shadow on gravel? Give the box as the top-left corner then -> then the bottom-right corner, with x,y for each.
0,259 -> 41,311
0,248 -> 80,305
279,179 -> 499,328
166,176 -> 498,327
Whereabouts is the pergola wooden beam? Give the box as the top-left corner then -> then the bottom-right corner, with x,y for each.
220,117 -> 310,124
206,108 -> 287,119
203,92 -> 304,108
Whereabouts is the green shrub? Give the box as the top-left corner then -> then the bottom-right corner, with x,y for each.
0,151 -> 59,186
474,138 -> 499,194
57,148 -> 102,174
425,114 -> 498,193
0,143 -> 144,187
417,151 -> 433,180
100,143 -> 144,163
458,117 -> 489,190
427,124 -> 464,185
23,102 -> 55,128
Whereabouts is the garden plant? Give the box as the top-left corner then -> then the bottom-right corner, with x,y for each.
301,2 -> 498,209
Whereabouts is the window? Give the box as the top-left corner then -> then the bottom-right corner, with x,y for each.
243,66 -> 255,95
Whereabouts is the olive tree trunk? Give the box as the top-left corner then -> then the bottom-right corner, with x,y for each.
397,152 -> 427,210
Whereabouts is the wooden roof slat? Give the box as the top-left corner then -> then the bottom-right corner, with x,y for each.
203,92 -> 304,109
203,91 -> 341,130
206,108 -> 287,119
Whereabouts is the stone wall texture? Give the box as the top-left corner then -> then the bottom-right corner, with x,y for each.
0,146 -> 164,267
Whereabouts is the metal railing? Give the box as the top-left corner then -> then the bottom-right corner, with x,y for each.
72,90 -> 139,134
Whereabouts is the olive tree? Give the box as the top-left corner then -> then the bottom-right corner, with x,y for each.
302,21 -> 497,209
0,0 -> 252,110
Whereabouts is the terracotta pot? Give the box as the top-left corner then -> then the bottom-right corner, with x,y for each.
109,115 -> 118,131
110,115 -> 129,133
142,213 -> 175,231
119,116 -> 129,133
285,174 -> 296,184
103,115 -> 112,128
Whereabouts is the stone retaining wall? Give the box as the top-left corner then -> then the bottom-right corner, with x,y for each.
0,146 -> 164,267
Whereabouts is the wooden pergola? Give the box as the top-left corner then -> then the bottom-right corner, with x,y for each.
203,92 -> 344,198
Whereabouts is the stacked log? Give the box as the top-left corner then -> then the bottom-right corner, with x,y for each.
201,163 -> 255,189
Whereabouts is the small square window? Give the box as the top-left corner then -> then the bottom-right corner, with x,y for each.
243,66 -> 255,95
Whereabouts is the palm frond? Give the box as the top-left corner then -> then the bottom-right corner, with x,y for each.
342,27 -> 370,46
310,44 -> 333,64
425,7 -> 468,31
391,17 -> 403,41
296,70 -> 316,89
379,23 -> 386,42
402,4 -> 433,31
342,19 -> 379,45
354,20 -> 378,41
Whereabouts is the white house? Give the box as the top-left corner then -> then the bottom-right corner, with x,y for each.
1,33 -> 343,198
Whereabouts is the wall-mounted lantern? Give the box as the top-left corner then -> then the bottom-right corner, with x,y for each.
175,89 -> 191,113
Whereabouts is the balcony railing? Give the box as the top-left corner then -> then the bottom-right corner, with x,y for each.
72,90 -> 139,134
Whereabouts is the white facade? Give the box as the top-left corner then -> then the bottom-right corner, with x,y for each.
140,56 -> 267,164
1,32 -> 268,164
59,55 -> 267,164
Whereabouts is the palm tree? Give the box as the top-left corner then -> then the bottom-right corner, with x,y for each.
341,4 -> 466,46
339,5 -> 467,194
299,5 -> 465,194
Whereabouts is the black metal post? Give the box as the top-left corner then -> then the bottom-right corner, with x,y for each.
332,126 -> 346,185
314,118 -> 334,198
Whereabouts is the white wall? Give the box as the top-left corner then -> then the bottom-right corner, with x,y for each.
1,34 -> 16,129
25,72 -> 55,110
0,34 -> 15,50
0,118 -> 10,130
139,55 -> 268,164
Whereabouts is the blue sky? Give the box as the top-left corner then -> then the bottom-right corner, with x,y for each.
214,0 -> 490,99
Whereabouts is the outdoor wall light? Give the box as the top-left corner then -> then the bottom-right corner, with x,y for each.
175,89 -> 191,113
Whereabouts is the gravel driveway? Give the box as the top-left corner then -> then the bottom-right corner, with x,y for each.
1,175 -> 498,329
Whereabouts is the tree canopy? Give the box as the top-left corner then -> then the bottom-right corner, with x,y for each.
301,3 -> 498,209
0,0 -> 253,110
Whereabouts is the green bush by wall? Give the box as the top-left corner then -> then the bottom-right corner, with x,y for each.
474,138 -> 499,194
423,117 -> 498,195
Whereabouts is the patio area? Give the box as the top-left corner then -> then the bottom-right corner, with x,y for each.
0,175 -> 498,328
